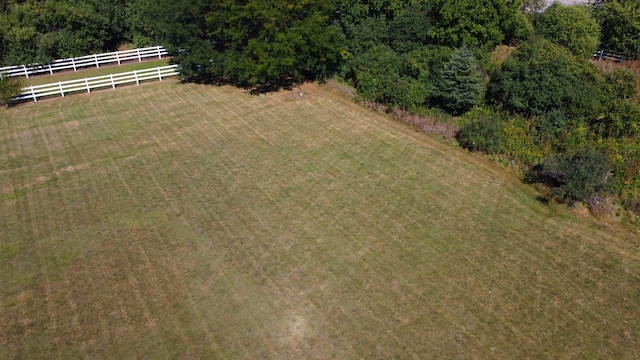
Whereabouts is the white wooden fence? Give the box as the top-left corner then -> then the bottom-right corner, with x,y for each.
593,49 -> 625,62
0,46 -> 169,78
15,65 -> 179,103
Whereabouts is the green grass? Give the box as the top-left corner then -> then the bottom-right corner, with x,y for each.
21,58 -> 170,87
1,80 -> 639,358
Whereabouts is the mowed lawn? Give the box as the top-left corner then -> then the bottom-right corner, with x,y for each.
1,80 -> 639,358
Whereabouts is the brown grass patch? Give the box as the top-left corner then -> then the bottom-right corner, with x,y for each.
359,101 -> 458,139
491,45 -> 517,65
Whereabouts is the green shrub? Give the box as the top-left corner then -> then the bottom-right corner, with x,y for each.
537,148 -> 611,204
535,3 -> 600,59
456,107 -> 505,154
535,109 -> 568,143
595,99 -> 640,138
351,45 -> 401,103
604,69 -> 638,100
487,37 -> 602,119
605,138 -> 640,211
501,115 -> 547,164
0,73 -> 23,107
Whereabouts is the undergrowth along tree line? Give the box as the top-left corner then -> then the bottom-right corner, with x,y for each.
3,0 -> 640,219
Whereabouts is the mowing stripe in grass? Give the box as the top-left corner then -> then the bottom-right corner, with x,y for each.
1,80 -> 639,358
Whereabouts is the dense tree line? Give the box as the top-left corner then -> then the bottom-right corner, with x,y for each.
2,0 -> 640,219
0,0 -> 129,65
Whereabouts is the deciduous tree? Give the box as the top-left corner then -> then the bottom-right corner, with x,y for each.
176,0 -> 346,87
538,148 -> 611,204
535,3 -> 600,58
487,37 -> 602,119
428,0 -> 523,49
593,0 -> 640,58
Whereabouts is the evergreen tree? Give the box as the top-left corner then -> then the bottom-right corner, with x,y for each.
435,46 -> 482,115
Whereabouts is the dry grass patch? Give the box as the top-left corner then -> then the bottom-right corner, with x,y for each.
1,80 -> 639,358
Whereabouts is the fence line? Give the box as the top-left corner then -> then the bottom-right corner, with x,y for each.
14,65 -> 179,103
593,49 -> 625,62
0,46 -> 169,78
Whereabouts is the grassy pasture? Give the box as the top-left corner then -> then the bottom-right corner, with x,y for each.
1,80 -> 639,358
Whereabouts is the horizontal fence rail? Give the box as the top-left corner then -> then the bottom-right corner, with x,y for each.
593,49 -> 625,62
15,65 -> 179,103
0,46 -> 169,78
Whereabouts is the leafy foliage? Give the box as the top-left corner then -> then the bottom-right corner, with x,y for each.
487,38 -> 602,119
0,73 -> 23,107
457,107 -> 505,153
604,69 -> 639,100
593,0 -> 640,58
341,16 -> 389,57
606,137 -> 640,211
536,109 -> 568,141
428,0 -> 523,49
348,44 -> 456,110
387,3 -> 433,53
351,45 -> 403,104
595,99 -> 640,138
0,0 -> 129,65
535,3 -> 600,59
172,0 -> 346,87
504,11 -> 535,46
536,148 -> 611,204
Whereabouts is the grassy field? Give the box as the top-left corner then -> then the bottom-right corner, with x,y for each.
1,80 -> 639,358
21,58 -> 170,87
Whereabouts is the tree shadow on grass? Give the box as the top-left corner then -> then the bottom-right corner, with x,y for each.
536,195 -> 550,205
247,78 -> 298,95
524,164 -> 558,205
178,65 -> 308,95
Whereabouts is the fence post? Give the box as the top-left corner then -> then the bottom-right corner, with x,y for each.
72,58 -> 77,71
86,78 -> 90,93
23,65 -> 29,78
116,51 -> 121,65
157,46 -> 162,59
134,70 -> 139,85
31,86 -> 37,102
158,67 -> 162,81
111,74 -> 115,89
59,82 -> 64,97
137,49 -> 142,62
49,63 -> 53,75
94,54 -> 99,68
